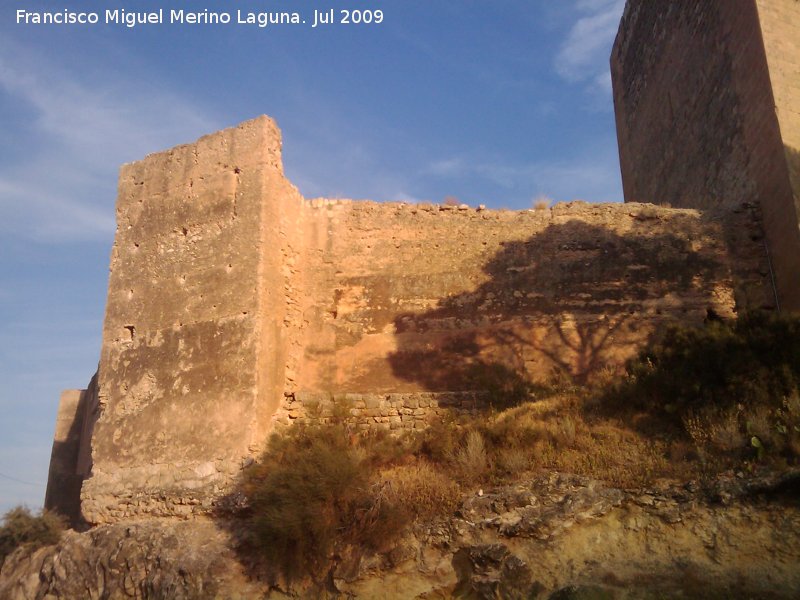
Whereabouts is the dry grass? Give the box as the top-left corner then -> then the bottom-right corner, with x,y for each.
746,405 -> 775,446
415,393 -> 689,489
241,424 -> 408,583
497,447 -> 530,475
451,430 -> 489,483
679,393 -> 800,466
491,399 -> 677,488
782,393 -> 800,456
380,462 -> 460,520
708,408 -> 746,452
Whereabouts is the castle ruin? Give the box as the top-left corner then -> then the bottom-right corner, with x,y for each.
612,0 -> 800,309
44,0 -> 797,525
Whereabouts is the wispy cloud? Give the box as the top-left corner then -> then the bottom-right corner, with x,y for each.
277,88 -> 424,204
0,39 -> 217,242
425,158 -> 465,178
423,147 -> 623,206
555,0 -> 625,98
476,158 -> 621,203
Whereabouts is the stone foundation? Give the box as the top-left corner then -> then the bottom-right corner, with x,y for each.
274,391 -> 491,431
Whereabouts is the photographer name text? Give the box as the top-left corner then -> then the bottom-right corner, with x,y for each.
15,8 -> 385,29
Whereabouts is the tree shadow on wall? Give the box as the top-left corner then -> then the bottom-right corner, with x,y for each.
388,214 -> 727,403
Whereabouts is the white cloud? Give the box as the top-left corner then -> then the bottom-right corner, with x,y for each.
0,39 -> 218,242
555,0 -> 625,96
423,149 -> 623,205
425,158 -> 466,177
477,159 -> 621,203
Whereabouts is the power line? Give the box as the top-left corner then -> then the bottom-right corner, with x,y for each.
0,472 -> 44,487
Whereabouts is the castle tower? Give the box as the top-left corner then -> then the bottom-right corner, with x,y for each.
78,117 -> 305,523
611,0 -> 800,311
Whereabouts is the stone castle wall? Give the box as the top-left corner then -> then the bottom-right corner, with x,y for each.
294,198 -> 770,397
757,0 -> 800,251
611,0 -> 800,311
50,116 -> 775,523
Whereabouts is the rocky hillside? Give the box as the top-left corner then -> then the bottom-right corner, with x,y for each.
2,469 -> 798,599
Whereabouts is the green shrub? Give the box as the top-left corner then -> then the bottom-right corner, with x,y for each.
0,506 -> 64,568
614,312 -> 800,418
240,424 -> 407,585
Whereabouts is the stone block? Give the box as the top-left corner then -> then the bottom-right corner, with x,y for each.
364,395 -> 382,409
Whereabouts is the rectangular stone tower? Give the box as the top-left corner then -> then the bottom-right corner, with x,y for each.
611,0 -> 800,311
79,117 -> 305,523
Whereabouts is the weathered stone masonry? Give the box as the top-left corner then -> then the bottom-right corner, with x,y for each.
276,391 -> 489,431
43,115 -> 774,524
611,0 -> 800,310
46,0 -> 800,523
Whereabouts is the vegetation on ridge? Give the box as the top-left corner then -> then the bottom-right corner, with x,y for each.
0,506 -> 64,569
608,311 -> 800,461
234,311 -> 800,586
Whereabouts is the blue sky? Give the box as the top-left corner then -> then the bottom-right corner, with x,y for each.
0,0 -> 625,514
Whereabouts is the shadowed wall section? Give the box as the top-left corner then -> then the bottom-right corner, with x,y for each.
290,201 -> 770,397
611,0 -> 800,311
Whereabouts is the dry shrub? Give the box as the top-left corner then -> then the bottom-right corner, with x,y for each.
616,312 -> 800,418
380,462 -> 460,520
708,408 -> 746,452
419,418 -> 463,464
552,415 -> 578,448
785,392 -> 800,420
532,195 -> 551,211
598,311 -> 800,468
746,405 -> 777,449
497,447 -> 530,475
241,424 -> 406,584
789,438 -> 800,457
442,195 -> 460,206
356,427 -> 417,469
782,393 -> 800,457
0,506 -> 64,568
452,430 -> 489,484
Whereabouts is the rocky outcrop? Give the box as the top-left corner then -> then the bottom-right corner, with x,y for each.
343,471 -> 800,598
0,519 -> 265,600
5,471 -> 798,599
